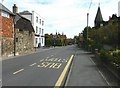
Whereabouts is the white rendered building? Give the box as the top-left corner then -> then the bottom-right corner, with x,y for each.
118,1 -> 120,17
19,11 -> 45,47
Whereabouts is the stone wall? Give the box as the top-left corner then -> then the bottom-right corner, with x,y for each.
15,29 -> 35,55
1,37 -> 14,57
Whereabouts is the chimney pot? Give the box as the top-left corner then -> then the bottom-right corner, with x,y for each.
13,4 -> 18,13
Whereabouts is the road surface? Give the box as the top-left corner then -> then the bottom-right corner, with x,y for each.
2,45 -> 108,87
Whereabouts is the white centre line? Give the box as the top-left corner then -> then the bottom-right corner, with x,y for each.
13,69 -> 24,75
29,63 -> 37,66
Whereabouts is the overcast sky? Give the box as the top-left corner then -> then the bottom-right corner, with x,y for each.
2,0 -> 120,38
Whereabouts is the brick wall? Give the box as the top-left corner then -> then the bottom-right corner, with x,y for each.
1,15 -> 14,38
1,15 -> 14,57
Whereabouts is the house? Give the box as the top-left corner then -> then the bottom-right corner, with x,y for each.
0,3 -> 15,56
19,10 -> 45,48
12,4 -> 35,55
118,1 -> 120,17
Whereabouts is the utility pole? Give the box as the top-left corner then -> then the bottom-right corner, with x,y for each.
87,13 -> 89,40
13,17 -> 16,56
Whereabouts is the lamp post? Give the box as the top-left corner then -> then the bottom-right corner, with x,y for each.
53,35 -> 56,47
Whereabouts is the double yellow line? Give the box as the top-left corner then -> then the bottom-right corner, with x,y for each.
54,54 -> 74,88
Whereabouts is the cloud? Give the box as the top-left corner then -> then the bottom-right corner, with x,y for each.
2,0 -> 120,38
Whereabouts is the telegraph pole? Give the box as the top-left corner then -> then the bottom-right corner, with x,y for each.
13,17 -> 16,56
87,0 -> 92,40
87,13 -> 89,40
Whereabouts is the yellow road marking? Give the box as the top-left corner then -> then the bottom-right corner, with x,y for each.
54,55 -> 74,87
13,69 -> 24,75
29,63 -> 37,66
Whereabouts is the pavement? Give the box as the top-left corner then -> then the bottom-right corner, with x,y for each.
65,48 -> 109,87
1,45 -> 111,87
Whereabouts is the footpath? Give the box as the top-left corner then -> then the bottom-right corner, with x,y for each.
65,47 -> 110,87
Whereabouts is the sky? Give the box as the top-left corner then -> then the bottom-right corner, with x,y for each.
1,0 -> 120,38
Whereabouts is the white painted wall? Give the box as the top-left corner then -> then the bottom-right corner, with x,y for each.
20,11 -> 45,47
118,1 -> 120,17
32,11 -> 45,47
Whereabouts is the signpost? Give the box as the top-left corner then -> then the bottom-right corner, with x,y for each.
53,35 -> 56,47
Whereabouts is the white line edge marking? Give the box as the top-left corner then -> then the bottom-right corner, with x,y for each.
29,63 -> 37,66
89,57 -> 112,87
13,69 -> 24,75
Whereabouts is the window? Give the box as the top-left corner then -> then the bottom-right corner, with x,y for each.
35,38 -> 37,44
36,26 -> 38,34
42,38 -> 43,44
42,29 -> 44,35
39,19 -> 41,24
39,28 -> 41,34
16,38 -> 18,42
39,38 -> 41,43
36,16 -> 38,23
42,21 -> 44,26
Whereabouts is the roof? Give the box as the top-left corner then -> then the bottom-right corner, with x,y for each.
15,13 -> 34,33
19,11 -> 32,15
95,6 -> 103,22
0,3 -> 15,15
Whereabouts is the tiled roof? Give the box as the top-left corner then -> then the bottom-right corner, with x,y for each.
15,13 -> 34,33
19,11 -> 32,15
95,6 -> 103,22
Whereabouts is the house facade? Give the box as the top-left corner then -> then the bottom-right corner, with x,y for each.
14,13 -> 35,55
19,10 -> 45,48
13,4 -> 35,55
0,3 -> 15,56
118,1 -> 120,17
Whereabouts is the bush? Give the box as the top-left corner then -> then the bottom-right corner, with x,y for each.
99,49 -> 112,62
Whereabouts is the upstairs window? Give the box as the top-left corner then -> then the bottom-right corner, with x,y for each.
39,28 -> 41,34
36,26 -> 38,34
39,19 -> 41,24
36,16 -> 38,23
42,21 -> 44,26
42,29 -> 44,35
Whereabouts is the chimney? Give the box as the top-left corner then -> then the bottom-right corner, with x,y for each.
13,4 -> 18,13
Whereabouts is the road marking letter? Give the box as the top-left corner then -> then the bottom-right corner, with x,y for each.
52,63 -> 62,69
37,62 -> 62,69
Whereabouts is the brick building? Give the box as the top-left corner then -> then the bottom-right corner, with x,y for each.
0,3 -> 15,56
